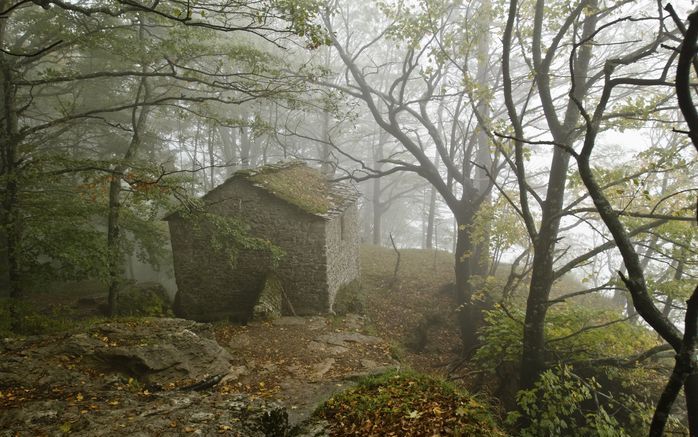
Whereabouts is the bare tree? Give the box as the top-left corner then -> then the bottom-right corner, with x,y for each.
319,0 -> 503,347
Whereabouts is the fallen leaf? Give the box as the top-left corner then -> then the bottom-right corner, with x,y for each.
406,410 -> 422,419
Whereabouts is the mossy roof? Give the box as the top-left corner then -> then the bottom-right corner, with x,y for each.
221,161 -> 358,218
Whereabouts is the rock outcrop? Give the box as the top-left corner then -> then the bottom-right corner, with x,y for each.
0,318 -> 288,436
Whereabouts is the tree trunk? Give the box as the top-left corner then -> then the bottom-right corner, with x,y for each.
425,145 -> 441,250
218,125 -> 237,177
320,109 -> 333,175
240,125 -> 250,168
372,129 -> 387,246
320,47 -> 333,175
106,74 -> 151,316
208,124 -> 215,189
520,229 -> 557,387
0,14 -> 21,299
106,175 -> 122,316
471,0 -> 492,275
453,204 -> 481,352
372,195 -> 383,245
425,187 -> 437,249
519,0 -> 598,389
663,256 -> 684,319
648,286 -> 698,437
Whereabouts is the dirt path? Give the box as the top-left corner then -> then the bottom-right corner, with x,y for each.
214,314 -> 399,425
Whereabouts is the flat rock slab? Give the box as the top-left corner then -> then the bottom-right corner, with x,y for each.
88,319 -> 232,385
307,340 -> 348,355
0,318 -> 232,389
311,358 -> 335,380
270,317 -> 327,331
342,314 -> 366,331
315,332 -> 383,348
271,317 -> 308,326
306,318 -> 328,331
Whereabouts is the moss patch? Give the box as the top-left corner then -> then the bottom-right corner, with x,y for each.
316,370 -> 505,436
245,162 -> 333,215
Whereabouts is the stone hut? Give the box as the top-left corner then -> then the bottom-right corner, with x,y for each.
166,161 -> 360,322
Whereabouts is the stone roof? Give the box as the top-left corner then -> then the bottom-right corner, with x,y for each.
208,161 -> 358,219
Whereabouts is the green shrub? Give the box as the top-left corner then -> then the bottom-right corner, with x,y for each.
332,279 -> 364,315
0,298 -> 91,337
115,283 -> 171,317
473,303 -> 686,435
509,365 -> 648,437
474,303 -> 659,373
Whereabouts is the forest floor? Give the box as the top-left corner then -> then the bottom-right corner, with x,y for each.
0,245 -> 467,435
210,245 -> 463,425
358,245 -> 461,376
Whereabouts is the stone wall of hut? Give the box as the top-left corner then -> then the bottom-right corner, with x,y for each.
169,179 -> 335,321
324,203 -> 361,309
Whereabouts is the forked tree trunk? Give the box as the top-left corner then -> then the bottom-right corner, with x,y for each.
518,0 -> 598,389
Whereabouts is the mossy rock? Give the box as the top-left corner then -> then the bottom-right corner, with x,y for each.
405,312 -> 446,353
332,280 -> 363,315
252,275 -> 283,321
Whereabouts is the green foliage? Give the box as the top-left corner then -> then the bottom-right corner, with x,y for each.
508,363 -> 691,436
474,304 -> 689,435
7,155 -> 186,292
606,95 -> 668,132
317,370 -> 505,436
272,0 -> 331,48
1,164 -> 110,289
510,365 -> 633,437
0,299 -> 99,337
179,205 -> 284,269
378,0 -> 451,48
332,279 -> 364,315
471,199 -> 525,252
474,303 -> 658,371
